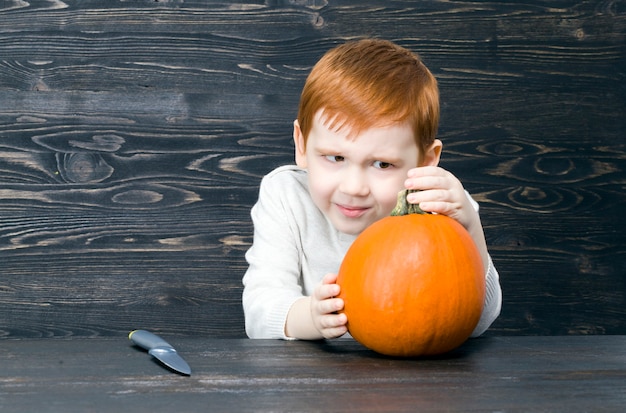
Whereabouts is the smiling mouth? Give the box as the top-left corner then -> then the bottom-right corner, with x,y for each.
336,204 -> 369,218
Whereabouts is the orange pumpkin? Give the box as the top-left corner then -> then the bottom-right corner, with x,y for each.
337,190 -> 485,357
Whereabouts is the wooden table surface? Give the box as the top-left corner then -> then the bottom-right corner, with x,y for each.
1,335 -> 625,412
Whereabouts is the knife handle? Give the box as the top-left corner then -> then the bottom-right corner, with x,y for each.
129,330 -> 173,350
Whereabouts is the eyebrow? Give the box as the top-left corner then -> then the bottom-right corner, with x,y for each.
309,142 -> 341,155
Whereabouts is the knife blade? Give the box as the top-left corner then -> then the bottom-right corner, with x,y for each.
129,329 -> 191,375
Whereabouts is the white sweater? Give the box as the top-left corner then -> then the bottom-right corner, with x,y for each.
242,165 -> 502,339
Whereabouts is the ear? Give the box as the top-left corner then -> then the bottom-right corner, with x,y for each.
421,139 -> 443,166
293,120 -> 308,168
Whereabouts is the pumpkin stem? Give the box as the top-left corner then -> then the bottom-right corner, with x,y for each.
390,189 -> 428,216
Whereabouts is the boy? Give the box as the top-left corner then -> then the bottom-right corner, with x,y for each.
242,38 -> 501,340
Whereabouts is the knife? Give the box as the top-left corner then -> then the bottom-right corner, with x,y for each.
129,329 -> 191,375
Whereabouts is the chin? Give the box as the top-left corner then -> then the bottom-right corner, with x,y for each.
332,219 -> 371,236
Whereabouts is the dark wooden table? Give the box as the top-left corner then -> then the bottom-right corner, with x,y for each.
1,336 -> 625,412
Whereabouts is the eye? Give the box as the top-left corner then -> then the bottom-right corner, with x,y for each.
325,155 -> 345,163
373,160 -> 393,169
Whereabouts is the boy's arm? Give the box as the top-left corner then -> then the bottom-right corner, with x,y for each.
461,209 -> 490,275
470,257 -> 502,336
243,172 -> 305,339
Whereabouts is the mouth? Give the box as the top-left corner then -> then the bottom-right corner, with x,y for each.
336,204 -> 370,218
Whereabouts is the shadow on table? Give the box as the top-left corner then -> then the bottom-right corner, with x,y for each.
307,336 -> 496,360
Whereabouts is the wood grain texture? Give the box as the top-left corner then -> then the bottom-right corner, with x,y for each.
0,1 -> 625,338
1,336 -> 625,412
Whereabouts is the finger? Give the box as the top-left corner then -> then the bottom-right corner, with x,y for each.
312,296 -> 343,318
406,165 -> 443,178
322,272 -> 338,285
321,297 -> 343,314
319,313 -> 348,335
314,312 -> 344,338
417,201 -> 456,215
405,175 -> 454,192
406,188 -> 451,204
321,325 -> 348,339
315,283 -> 340,301
321,312 -> 347,327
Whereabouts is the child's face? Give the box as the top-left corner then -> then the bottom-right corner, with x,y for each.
294,112 -> 438,235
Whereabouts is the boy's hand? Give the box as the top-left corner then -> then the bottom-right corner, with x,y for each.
404,166 -> 489,272
284,273 -> 347,340
404,166 -> 477,231
310,273 -> 348,339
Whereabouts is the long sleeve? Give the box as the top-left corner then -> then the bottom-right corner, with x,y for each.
464,193 -> 502,337
242,166 -> 354,339
470,255 -> 502,337
242,168 -> 305,339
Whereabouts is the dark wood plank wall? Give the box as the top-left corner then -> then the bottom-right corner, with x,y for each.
0,0 -> 624,339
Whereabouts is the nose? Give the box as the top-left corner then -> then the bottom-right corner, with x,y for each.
339,166 -> 370,197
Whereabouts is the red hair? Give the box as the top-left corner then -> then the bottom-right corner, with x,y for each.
297,39 -> 439,160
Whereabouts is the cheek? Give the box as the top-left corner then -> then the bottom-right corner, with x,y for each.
307,168 -> 335,204
374,178 -> 406,213
381,190 -> 402,214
